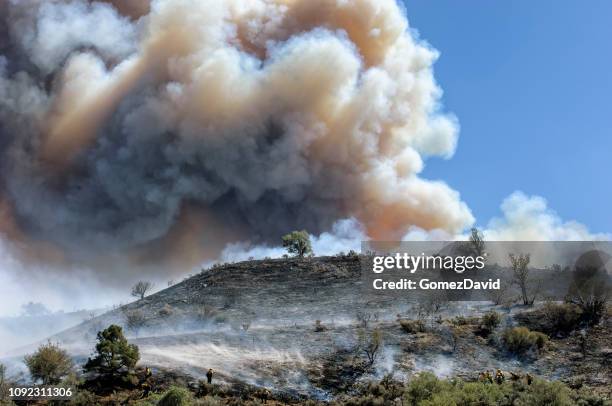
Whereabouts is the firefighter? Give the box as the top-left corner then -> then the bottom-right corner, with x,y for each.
484,370 -> 493,384
206,368 -> 214,384
141,382 -> 151,398
509,371 -> 521,381
526,373 -> 533,385
495,369 -> 505,384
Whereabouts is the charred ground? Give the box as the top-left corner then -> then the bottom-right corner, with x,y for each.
3,254 -> 611,404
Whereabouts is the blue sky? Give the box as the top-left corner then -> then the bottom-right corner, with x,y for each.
403,1 -> 612,233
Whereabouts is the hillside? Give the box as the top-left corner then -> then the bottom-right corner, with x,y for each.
7,255 -> 611,401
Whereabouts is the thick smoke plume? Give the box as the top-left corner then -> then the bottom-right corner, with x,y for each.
0,0 -> 473,271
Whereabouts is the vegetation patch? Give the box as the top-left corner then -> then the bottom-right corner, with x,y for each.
400,319 -> 426,334
515,303 -> 583,337
501,327 -> 548,355
341,372 -> 607,406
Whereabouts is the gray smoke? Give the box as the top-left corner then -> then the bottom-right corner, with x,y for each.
0,0 -> 473,271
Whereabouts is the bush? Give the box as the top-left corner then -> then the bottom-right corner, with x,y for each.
543,303 -> 583,335
400,319 -> 426,334
476,311 -> 502,337
344,375 -> 404,405
502,327 -> 548,355
419,381 -> 511,406
314,320 -> 327,332
158,386 -> 193,406
123,309 -> 147,332
566,252 -> 611,326
84,325 -> 139,380
404,372 -> 451,404
195,396 -> 222,406
24,341 -> 73,385
342,373 -> 603,406
513,379 -> 574,406
451,315 -> 480,326
482,311 -> 501,330
358,329 -> 383,366
401,372 -> 584,406
515,303 -> 584,337
68,389 -> 99,405
0,363 -> 11,404
158,304 -> 174,317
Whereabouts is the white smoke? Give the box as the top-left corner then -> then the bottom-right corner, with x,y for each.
221,217 -> 367,261
16,1 -> 138,73
482,192 -> 610,241
0,236 -> 128,317
402,191 -> 610,242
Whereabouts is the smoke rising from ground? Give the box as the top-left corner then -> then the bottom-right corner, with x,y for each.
0,0 -> 471,272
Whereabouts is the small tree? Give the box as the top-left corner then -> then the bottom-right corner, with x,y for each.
566,264 -> 610,326
24,342 -> 73,385
0,363 -> 9,401
356,311 -> 373,329
359,328 -> 383,366
123,309 -> 147,333
84,325 -> 139,379
131,281 -> 153,300
487,282 -> 509,305
469,227 -> 486,257
281,230 -> 312,258
477,311 -> 501,337
509,253 -> 536,305
443,326 -> 460,353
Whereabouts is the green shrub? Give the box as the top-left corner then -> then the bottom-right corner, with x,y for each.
482,311 -> 501,330
502,327 -> 548,355
451,315 -> 480,326
0,363 -> 12,404
24,341 -> 73,385
571,387 -> 610,406
516,303 -> 584,336
420,380 -> 511,406
346,373 -> 604,406
403,372 -> 450,404
358,328 -> 383,366
476,311 -> 502,337
131,393 -> 162,406
400,319 -> 426,334
402,373 -> 587,406
194,396 -> 221,406
84,325 -> 139,380
533,332 -> 548,349
512,379 -> 573,406
544,303 -> 583,334
68,389 -> 99,406
158,386 -> 193,406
